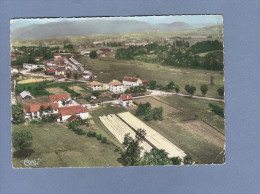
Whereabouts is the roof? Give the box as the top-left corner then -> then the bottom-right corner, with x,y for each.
54,53 -> 61,56
123,76 -> 140,83
49,61 -> 57,64
28,103 -> 58,113
142,80 -> 148,84
98,48 -> 112,52
23,105 -> 31,113
58,57 -> 64,62
120,94 -> 133,101
65,70 -> 72,74
56,67 -> 64,72
55,75 -> 65,79
45,69 -> 55,74
108,80 -> 123,86
67,115 -> 81,122
20,91 -> 32,98
58,105 -> 88,116
89,81 -> 103,86
49,94 -> 69,102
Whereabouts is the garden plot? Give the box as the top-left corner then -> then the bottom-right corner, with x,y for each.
99,114 -> 152,154
117,112 -> 186,159
45,87 -> 68,95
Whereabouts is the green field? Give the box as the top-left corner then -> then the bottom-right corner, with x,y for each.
77,56 -> 224,99
12,122 -> 123,168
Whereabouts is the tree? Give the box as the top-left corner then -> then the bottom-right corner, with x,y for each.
140,149 -> 173,166
66,73 -> 71,79
12,130 -> 33,150
73,73 -> 79,81
152,107 -> 163,121
200,84 -> 208,95
185,85 -> 196,96
174,85 -> 180,93
101,137 -> 107,143
183,155 -> 193,165
122,129 -> 146,166
148,80 -> 157,89
92,91 -> 101,97
39,105 -> 45,116
11,104 -> 25,124
171,157 -> 182,165
217,86 -> 224,97
89,51 -> 97,59
125,88 -> 130,94
144,111 -> 153,121
167,81 -> 175,90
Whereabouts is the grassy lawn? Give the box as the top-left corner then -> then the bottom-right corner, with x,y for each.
77,56 -> 224,99
12,122 -> 123,168
89,104 -> 127,149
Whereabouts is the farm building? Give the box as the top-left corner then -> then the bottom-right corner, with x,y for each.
23,103 -> 59,120
57,105 -> 88,122
122,76 -> 143,87
119,94 -> 133,107
20,91 -> 32,100
108,80 -> 124,94
54,75 -> 65,82
45,69 -> 55,75
49,94 -> 71,107
89,81 -> 103,91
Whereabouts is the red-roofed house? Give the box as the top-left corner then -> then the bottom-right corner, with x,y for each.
45,69 -> 55,75
123,76 -> 143,87
54,53 -> 61,59
23,103 -> 59,120
11,56 -> 17,61
142,80 -> 148,86
49,94 -> 71,107
34,57 -> 43,62
55,67 -> 65,75
55,74 -> 65,82
57,105 -> 88,122
119,94 -> 133,107
47,60 -> 57,67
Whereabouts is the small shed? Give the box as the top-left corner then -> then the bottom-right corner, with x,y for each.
20,91 -> 32,100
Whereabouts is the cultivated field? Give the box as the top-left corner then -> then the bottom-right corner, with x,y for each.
17,77 -> 53,84
12,123 -> 123,168
117,112 -> 186,158
99,114 -> 153,155
45,87 -> 69,95
18,96 -> 51,105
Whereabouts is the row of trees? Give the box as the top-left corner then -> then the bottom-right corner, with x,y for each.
120,129 -> 194,166
125,86 -> 146,94
12,104 -> 25,124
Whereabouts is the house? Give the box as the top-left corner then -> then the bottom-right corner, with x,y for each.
57,57 -> 64,65
47,60 -> 57,67
93,41 -> 103,46
96,48 -> 113,55
89,81 -> 103,91
67,115 -> 81,123
11,56 -> 17,61
20,91 -> 32,100
23,103 -> 59,120
108,80 -> 124,94
80,50 -> 90,56
119,94 -> 133,107
54,53 -> 61,59
142,80 -> 148,86
49,94 -> 71,107
55,67 -> 65,75
34,57 -> 43,62
45,68 -> 55,75
55,75 -> 65,82
57,105 -> 88,122
23,63 -> 44,71
123,76 -> 143,87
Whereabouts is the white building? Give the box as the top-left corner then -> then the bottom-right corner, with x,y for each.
54,53 -> 61,60
122,76 -> 143,87
89,81 -> 103,91
119,94 -> 133,107
80,50 -> 90,56
23,63 -> 44,71
54,75 -> 65,82
55,67 -> 65,75
23,103 -> 59,120
57,105 -> 88,122
108,80 -> 125,94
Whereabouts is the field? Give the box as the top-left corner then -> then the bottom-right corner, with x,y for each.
133,95 -> 225,164
77,56 -> 224,99
134,97 -> 181,117
45,87 -> 68,95
17,77 -> 53,84
12,123 -> 123,168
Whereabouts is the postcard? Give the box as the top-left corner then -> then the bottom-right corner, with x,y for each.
10,15 -> 225,168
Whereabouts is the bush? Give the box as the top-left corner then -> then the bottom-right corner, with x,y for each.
97,134 -> 102,140
152,107 -> 163,121
87,131 -> 97,137
209,103 -> 224,117
217,86 -> 224,97
72,128 -> 85,135
30,120 -> 37,124
101,137 -> 107,143
144,111 -> 153,121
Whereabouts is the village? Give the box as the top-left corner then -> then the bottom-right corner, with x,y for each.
11,22 -> 225,167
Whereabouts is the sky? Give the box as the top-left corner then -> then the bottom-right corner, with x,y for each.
11,15 -> 223,31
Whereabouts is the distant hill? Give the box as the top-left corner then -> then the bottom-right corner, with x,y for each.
11,20 -> 198,40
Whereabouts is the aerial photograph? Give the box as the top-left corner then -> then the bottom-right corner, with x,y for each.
10,15 -> 225,168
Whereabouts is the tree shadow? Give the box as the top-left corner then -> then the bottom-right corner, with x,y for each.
13,149 -> 35,159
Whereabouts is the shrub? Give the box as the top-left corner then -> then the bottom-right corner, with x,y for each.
72,128 -> 85,135
30,120 -> 37,124
97,134 -> 102,140
144,111 -> 153,121
152,107 -> 163,121
12,130 -> 33,150
217,86 -> 224,97
87,131 -> 97,137
208,103 -> 224,117
101,137 -> 107,143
